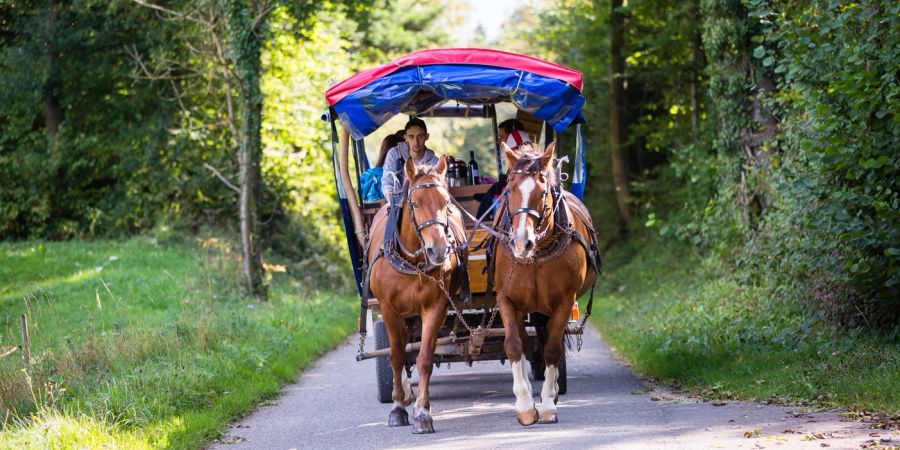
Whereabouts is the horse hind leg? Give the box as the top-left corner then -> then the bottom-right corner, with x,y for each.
500,304 -> 537,426
411,305 -> 445,434
384,312 -> 411,427
536,303 -> 571,424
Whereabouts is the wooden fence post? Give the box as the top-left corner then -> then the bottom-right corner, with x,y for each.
20,314 -> 31,365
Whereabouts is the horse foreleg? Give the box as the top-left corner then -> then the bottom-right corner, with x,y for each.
537,302 -> 571,424
500,302 -> 537,426
411,305 -> 445,434
383,311 -> 411,427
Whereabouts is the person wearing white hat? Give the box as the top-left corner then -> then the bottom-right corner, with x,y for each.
504,129 -> 532,149
497,118 -> 526,147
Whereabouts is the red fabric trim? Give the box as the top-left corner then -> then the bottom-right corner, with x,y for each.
506,130 -> 525,147
325,48 -> 583,106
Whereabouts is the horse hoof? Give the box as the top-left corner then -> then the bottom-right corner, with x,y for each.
539,411 -> 558,424
412,416 -> 435,434
388,407 -> 409,427
516,407 -> 539,426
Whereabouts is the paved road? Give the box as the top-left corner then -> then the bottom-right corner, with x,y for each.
213,324 -> 881,449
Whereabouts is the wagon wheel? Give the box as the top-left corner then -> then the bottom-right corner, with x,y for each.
374,319 -> 393,404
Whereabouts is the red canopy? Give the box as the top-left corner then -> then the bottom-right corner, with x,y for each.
325,48 -> 584,107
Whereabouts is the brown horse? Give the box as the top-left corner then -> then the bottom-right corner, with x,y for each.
493,141 -> 598,426
366,155 -> 466,434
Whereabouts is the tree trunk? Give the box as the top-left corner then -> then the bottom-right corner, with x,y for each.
223,0 -> 267,300
690,0 -> 704,132
609,0 -> 631,232
43,2 -> 63,135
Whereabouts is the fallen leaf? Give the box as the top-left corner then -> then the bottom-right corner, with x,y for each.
650,396 -> 661,401
745,429 -> 762,438
712,401 -> 728,406
784,429 -> 803,434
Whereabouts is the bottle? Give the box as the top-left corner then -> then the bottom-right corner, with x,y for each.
456,161 -> 468,186
468,151 -> 480,185
446,157 -> 458,187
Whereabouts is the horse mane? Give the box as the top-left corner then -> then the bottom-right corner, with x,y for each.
510,143 -> 557,186
410,161 -> 445,183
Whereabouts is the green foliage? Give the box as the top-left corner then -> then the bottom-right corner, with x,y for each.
260,9 -> 357,259
588,0 -> 899,331
593,235 -> 900,413
0,1 -> 186,238
741,1 -> 900,328
0,239 -> 356,448
350,0 -> 450,61
526,0 -> 620,240
0,0 -> 451,269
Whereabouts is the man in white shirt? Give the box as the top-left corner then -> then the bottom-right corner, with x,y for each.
380,117 -> 439,204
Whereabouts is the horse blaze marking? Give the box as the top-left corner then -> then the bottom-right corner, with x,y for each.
516,177 -> 536,241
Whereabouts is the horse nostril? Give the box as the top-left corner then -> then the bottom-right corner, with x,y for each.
525,240 -> 535,253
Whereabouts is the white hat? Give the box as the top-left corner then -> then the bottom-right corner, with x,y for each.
505,130 -> 531,148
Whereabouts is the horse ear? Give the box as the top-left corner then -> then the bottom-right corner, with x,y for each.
404,157 -> 417,183
434,155 -> 448,179
540,142 -> 556,167
501,142 -> 519,167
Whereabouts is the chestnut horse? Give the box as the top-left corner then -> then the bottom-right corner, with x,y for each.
366,155 -> 466,434
493,141 -> 599,426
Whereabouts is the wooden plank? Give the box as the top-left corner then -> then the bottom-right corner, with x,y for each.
449,184 -> 490,198
20,314 -> 30,365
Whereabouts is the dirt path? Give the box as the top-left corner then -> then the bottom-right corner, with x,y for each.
212,323 -> 886,449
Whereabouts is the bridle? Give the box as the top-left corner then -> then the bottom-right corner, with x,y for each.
406,180 -> 454,256
506,162 -> 552,236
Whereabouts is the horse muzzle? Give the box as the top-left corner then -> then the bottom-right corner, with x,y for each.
425,244 -> 450,266
510,237 -> 535,260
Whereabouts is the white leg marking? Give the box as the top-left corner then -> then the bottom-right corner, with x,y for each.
539,364 -> 559,415
402,370 -> 413,404
395,370 -> 413,408
514,177 -> 536,243
511,360 -> 535,413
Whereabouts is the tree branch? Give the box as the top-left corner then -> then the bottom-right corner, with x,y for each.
203,163 -> 241,193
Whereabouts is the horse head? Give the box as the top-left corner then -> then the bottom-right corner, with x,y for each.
502,141 -> 556,260
404,155 -> 454,266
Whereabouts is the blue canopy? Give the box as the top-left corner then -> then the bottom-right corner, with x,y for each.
326,49 -> 586,140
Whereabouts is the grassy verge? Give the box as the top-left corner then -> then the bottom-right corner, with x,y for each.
0,238 -> 356,449
591,234 -> 899,416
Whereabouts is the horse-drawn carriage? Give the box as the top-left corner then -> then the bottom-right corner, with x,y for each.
323,48 -> 599,432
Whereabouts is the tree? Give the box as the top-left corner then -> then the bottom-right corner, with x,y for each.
222,0 -> 268,300
609,0 -> 630,233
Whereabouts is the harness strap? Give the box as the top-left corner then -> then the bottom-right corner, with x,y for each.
448,191 -> 510,246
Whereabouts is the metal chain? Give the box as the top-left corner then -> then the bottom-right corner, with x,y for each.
357,330 -> 367,356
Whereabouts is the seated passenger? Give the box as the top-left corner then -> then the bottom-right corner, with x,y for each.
360,130 -> 405,203
497,118 -> 526,147
381,118 -> 439,204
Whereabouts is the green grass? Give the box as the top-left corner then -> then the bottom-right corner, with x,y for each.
590,234 -> 900,415
0,238 -> 357,449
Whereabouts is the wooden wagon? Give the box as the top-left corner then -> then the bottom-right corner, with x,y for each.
323,49 -> 590,403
